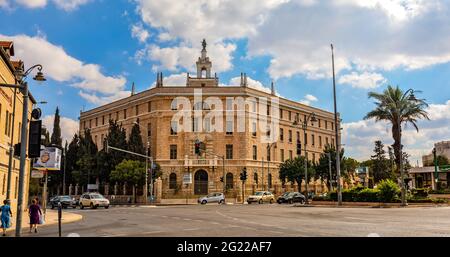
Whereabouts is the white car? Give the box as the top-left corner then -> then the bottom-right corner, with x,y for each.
79,193 -> 110,209
198,192 -> 225,204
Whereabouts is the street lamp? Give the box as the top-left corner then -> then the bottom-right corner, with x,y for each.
133,120 -> 152,204
293,112 -> 317,204
1,64 -> 46,237
397,88 -> 417,206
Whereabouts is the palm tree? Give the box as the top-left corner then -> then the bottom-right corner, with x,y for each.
365,85 -> 429,173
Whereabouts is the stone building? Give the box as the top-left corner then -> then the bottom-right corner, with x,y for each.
422,141 -> 450,166
0,41 -> 36,211
79,41 -> 340,199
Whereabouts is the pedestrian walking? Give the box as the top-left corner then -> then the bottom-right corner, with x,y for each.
0,200 -> 13,236
29,199 -> 42,233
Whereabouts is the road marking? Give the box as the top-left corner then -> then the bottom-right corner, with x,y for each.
183,228 -> 200,231
210,222 -> 220,225
183,218 -> 192,221
142,231 -> 164,234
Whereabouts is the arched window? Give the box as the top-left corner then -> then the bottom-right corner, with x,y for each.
169,173 -> 177,189
254,172 -> 258,185
226,173 -> 233,190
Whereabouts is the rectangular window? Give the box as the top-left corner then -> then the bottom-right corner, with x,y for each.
296,113 -> 299,123
170,145 -> 177,160
332,122 -> 335,131
5,110 -> 9,135
296,131 -> 300,143
280,149 -> 284,161
280,128 -> 284,141
326,137 -> 329,146
289,150 -> 293,160
148,102 -> 152,112
288,111 -> 292,121
266,126 -> 271,137
253,145 -> 257,160
318,119 -> 321,128
136,105 -> 139,116
252,122 -> 257,137
331,138 -> 335,147
226,121 -> 233,135
116,111 -> 119,121
325,121 -> 328,130
267,147 -> 271,161
102,116 -> 105,125
170,121 -> 178,135
319,136 -> 322,148
95,117 -> 98,127
267,104 -> 270,115
305,133 -> 308,145
147,123 -> 152,137
193,117 -> 200,132
226,145 -> 233,160
123,109 -> 127,119
89,119 -> 92,129
279,109 -> 283,119
252,102 -> 257,112
288,130 -> 292,143
312,134 -> 315,146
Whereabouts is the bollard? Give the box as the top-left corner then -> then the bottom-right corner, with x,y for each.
57,202 -> 62,237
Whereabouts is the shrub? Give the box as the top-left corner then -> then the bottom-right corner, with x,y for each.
411,188 -> 429,198
377,179 -> 400,203
356,188 -> 380,202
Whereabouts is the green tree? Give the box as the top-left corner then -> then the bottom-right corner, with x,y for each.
365,85 -> 429,175
314,144 -> 345,191
279,156 -> 315,193
65,134 -> 81,185
96,120 -> 128,184
76,129 -> 98,185
110,160 -> 146,186
127,120 -> 146,160
41,126 -> 50,147
436,155 -> 450,166
371,141 -> 394,183
50,107 -> 63,147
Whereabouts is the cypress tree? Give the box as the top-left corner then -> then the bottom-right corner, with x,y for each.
50,107 -> 63,147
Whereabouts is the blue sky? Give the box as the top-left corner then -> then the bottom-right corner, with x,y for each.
1,0 -> 449,165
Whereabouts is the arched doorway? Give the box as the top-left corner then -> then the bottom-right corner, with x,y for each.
194,170 -> 208,195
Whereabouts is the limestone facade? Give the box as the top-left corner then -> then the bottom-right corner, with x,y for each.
79,41 -> 340,198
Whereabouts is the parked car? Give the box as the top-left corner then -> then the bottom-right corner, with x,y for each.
79,193 -> 110,209
291,192 -> 306,205
198,192 -> 225,204
276,192 -> 304,204
49,195 -> 77,209
247,191 -> 275,204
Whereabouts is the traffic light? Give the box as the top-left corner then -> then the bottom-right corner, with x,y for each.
220,176 -> 224,183
240,167 -> 247,181
28,120 -> 42,158
296,140 -> 302,155
14,143 -> 21,157
195,140 -> 201,155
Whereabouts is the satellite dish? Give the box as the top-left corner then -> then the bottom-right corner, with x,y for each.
32,108 -> 42,120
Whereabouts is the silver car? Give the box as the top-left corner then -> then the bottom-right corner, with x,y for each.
198,192 -> 225,204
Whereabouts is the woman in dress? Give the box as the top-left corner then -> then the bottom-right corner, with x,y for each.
0,200 -> 12,236
29,199 -> 42,233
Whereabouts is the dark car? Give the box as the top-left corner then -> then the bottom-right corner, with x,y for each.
49,195 -> 77,209
277,192 -> 305,204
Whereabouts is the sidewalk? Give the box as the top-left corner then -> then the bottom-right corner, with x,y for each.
5,209 -> 83,233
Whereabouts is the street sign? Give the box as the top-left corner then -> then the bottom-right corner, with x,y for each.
183,173 -> 192,184
31,169 -> 44,178
87,184 -> 99,190
33,147 -> 62,171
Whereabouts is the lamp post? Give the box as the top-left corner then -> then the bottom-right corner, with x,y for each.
1,64 -> 46,237
327,152 -> 332,191
133,121 -> 151,204
397,88 -> 417,206
294,112 -> 317,204
433,147 -> 438,190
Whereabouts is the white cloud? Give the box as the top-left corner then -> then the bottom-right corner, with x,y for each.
1,34 -> 128,104
227,76 -> 273,94
1,0 -> 90,10
131,23 -> 150,43
342,100 -> 450,166
300,94 -> 319,106
42,115 -> 80,144
78,90 -> 131,106
139,42 -> 236,73
338,72 -> 387,89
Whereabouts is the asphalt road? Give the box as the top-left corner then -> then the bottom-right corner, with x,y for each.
20,204 -> 450,237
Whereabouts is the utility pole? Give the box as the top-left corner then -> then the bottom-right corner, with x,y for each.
63,148 -> 66,195
433,147 -> 438,191
331,44 -> 342,206
42,169 -> 48,216
327,152 -> 332,191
